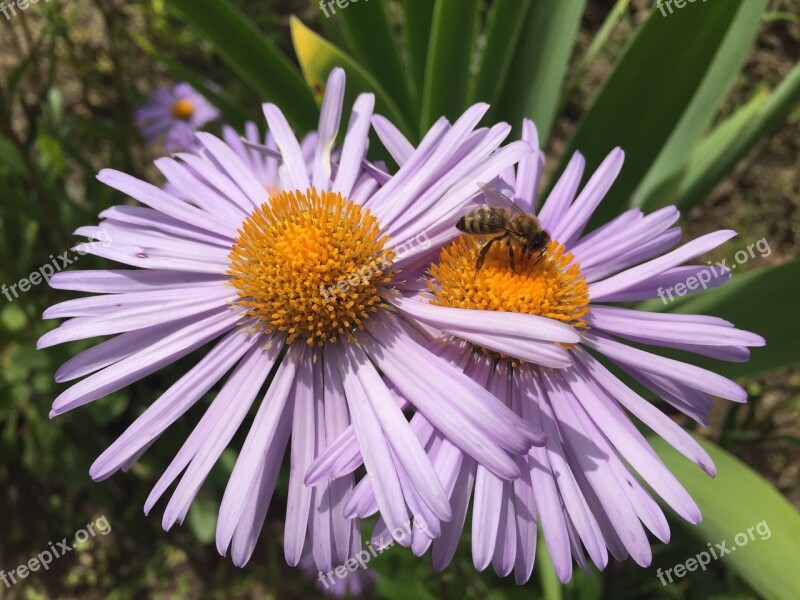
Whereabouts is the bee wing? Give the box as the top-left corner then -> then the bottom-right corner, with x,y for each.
476,182 -> 524,217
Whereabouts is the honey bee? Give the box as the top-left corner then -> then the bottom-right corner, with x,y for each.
456,182 -> 550,272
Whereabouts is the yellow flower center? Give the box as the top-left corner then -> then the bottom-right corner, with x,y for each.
171,98 -> 195,120
428,236 -> 590,329
228,188 -> 394,346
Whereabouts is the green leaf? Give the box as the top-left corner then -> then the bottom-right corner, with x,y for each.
47,88 -> 63,125
290,17 -> 413,137
764,10 -> 800,25
420,0 -> 480,132
562,0 -> 633,120
558,0 -> 762,230
377,578 -> 437,600
187,497 -> 218,545
35,134 -> 65,176
0,134 -> 25,175
633,0 -> 770,210
661,257 -> 800,378
167,0 -> 317,131
317,8 -> 350,51
337,0 -> 416,124
573,0 -> 632,82
536,535 -> 563,600
564,570 -> 604,600
403,0 -> 435,108
1,304 -> 28,333
403,0 -> 433,109
676,61 -> 800,210
471,0 -> 532,113
649,434 -> 800,600
672,88 -> 770,209
495,1 -> 585,143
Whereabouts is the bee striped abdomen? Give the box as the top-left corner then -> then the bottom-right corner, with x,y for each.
456,207 -> 506,234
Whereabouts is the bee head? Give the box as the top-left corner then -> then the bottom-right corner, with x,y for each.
529,230 -> 550,252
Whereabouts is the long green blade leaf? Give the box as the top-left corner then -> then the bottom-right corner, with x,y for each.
0,134 -> 26,175
403,0 -> 435,109
558,0 -> 756,230
536,535 -> 563,600
649,435 -> 800,600
574,0 -> 631,82
633,0 -> 770,210
420,0 -> 480,131
677,61 -> 800,210
670,88 -> 770,209
471,0 -> 532,114
318,9 -> 350,50
337,0 -> 416,125
494,1 -> 585,143
291,18 -> 412,137
168,0 -> 317,131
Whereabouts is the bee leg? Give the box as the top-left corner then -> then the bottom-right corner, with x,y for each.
507,240 -> 517,273
476,236 -> 502,271
533,249 -> 546,265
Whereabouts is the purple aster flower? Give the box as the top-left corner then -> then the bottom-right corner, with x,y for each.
220,121 -> 310,192
311,118 -> 765,583
165,120 -> 313,199
39,71 -> 571,572
134,82 -> 220,151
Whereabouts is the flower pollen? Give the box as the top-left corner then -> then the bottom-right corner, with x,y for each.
429,236 -> 590,329
228,188 -> 394,346
170,98 -> 195,120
